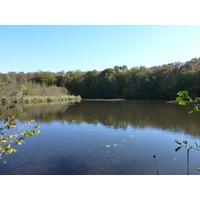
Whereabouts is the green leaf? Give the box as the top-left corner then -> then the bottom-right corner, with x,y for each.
182,91 -> 189,99
196,167 -> 200,171
4,148 -> 17,155
18,137 -> 25,141
34,125 -> 41,128
122,140 -> 126,142
189,110 -> 195,114
176,97 -> 183,101
7,135 -> 13,139
32,130 -> 40,134
185,146 -> 192,150
113,144 -> 118,146
173,158 -> 177,160
0,132 -> 6,135
0,138 -> 7,143
0,146 -> 3,151
8,114 -> 15,117
175,140 -> 182,145
178,101 -> 187,106
177,91 -> 183,96
195,97 -> 200,103
183,141 -> 187,145
130,135 -> 135,137
4,117 -> 10,122
106,145 -> 111,147
175,146 -> 182,152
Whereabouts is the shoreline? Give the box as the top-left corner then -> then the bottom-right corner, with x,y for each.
0,95 -> 82,104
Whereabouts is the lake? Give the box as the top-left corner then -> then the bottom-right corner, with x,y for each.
1,100 -> 200,175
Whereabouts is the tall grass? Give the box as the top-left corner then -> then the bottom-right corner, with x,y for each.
0,79 -> 81,104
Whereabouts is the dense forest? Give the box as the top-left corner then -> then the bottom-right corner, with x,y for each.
1,57 -> 200,100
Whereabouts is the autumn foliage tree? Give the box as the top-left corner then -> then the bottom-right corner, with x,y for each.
1,57 -> 200,100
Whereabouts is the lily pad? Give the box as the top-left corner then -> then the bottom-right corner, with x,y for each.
130,135 -> 135,137
106,145 -> 111,147
113,144 -> 118,146
122,140 -> 126,142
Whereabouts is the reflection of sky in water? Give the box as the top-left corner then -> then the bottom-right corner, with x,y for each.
1,118 -> 200,175
1,100 -> 200,175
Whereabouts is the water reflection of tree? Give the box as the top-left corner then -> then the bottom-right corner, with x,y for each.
2,101 -> 200,137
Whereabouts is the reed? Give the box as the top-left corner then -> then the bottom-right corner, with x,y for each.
0,95 -> 81,104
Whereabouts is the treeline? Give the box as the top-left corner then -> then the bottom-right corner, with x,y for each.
1,57 -> 200,100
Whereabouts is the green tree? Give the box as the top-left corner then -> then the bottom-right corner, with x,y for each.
83,70 -> 99,98
37,71 -> 56,86
99,68 -> 119,99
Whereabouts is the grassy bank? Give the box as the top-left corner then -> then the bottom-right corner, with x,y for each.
0,95 -> 81,104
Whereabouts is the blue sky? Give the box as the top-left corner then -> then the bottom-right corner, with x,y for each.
0,25 -> 200,73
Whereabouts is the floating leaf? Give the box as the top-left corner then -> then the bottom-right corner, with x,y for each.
106,145 -> 111,147
122,140 -> 126,142
175,146 -> 182,152
113,144 -> 118,146
130,135 -> 135,137
173,158 -> 177,160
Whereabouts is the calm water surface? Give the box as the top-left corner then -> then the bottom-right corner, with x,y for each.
1,100 -> 200,175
